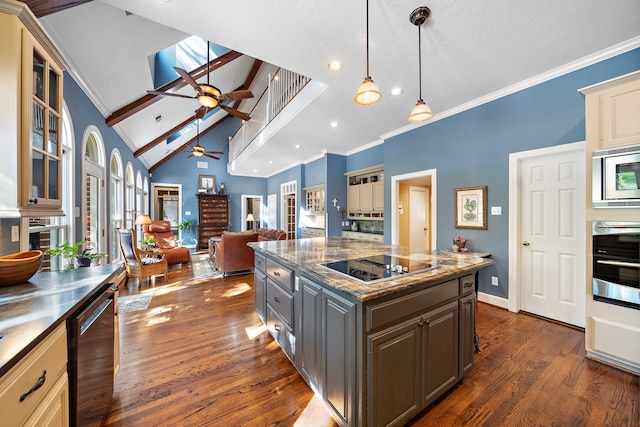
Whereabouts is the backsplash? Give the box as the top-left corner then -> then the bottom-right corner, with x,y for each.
352,220 -> 384,234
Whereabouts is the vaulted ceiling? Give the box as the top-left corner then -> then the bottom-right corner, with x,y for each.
24,0 -> 640,177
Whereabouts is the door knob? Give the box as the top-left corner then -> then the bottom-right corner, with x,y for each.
522,241 -> 530,246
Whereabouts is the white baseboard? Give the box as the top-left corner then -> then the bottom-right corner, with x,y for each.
478,292 -> 509,309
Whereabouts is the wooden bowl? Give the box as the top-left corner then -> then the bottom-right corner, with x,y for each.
0,250 -> 43,286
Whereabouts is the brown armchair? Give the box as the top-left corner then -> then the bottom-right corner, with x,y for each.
117,228 -> 168,286
142,220 -> 191,266
215,228 -> 287,276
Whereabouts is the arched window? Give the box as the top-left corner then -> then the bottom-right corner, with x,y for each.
110,150 -> 124,261
125,163 -> 135,229
82,126 -> 106,259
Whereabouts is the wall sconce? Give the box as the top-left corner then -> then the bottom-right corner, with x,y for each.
408,6 -> 433,123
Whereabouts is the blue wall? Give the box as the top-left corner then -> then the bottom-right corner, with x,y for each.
325,153 -> 347,236
150,118 -> 267,242
64,73 -> 149,250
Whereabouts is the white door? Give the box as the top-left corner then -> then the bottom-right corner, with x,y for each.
519,148 -> 585,327
409,187 -> 430,251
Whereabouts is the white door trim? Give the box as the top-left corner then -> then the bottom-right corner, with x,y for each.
508,140 -> 586,313
391,169 -> 436,247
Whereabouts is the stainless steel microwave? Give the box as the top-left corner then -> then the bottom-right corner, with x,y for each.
593,145 -> 640,208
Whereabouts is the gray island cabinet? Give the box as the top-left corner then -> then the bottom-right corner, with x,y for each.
250,237 -> 493,427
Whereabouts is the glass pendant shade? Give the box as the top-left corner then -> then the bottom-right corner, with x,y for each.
355,76 -> 382,106
408,99 -> 433,123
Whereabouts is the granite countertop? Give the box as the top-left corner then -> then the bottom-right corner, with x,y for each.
250,237 -> 494,302
0,264 -> 123,377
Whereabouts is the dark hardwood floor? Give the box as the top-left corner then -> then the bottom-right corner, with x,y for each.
104,262 -> 639,426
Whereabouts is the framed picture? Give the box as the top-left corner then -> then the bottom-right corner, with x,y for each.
455,186 -> 487,229
198,175 -> 216,193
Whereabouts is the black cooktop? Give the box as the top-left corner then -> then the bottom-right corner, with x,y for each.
320,254 -> 436,284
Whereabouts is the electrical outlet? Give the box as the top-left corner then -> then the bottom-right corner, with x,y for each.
491,276 -> 499,286
11,226 -> 19,242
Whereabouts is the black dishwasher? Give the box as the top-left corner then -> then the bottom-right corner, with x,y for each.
68,283 -> 117,427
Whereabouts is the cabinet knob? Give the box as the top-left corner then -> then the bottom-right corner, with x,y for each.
29,198 -> 38,204
273,296 -> 281,303
522,241 -> 530,246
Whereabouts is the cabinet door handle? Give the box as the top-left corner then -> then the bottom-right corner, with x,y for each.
274,271 -> 281,277
29,198 -> 38,205
274,324 -> 281,332
273,296 -> 281,303
20,370 -> 46,402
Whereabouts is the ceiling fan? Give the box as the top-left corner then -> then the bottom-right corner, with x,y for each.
148,41 -> 254,121
184,118 -> 224,160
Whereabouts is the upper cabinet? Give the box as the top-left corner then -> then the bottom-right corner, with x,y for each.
581,71 -> 640,151
346,166 -> 384,220
0,1 -> 65,217
305,185 -> 325,214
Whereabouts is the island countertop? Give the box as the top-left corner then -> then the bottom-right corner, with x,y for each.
250,237 -> 493,302
0,264 -> 123,377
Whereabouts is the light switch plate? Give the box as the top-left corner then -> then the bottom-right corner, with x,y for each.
11,226 -> 19,242
491,206 -> 502,215
185,211 -> 191,216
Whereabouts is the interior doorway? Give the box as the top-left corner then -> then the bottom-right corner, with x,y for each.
391,169 -> 436,250
241,195 -> 263,231
151,182 -> 182,236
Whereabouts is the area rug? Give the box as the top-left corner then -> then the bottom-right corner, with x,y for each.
119,293 -> 153,313
191,253 -> 222,280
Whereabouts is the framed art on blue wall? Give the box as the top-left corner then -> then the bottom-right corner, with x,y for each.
455,186 -> 487,229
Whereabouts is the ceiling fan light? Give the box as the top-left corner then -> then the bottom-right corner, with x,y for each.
408,99 -> 433,123
192,146 -> 205,157
200,84 -> 221,98
198,94 -> 218,109
355,76 -> 382,106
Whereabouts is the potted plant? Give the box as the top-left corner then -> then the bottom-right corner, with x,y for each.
45,241 -> 106,269
139,236 -> 157,251
177,218 -> 195,233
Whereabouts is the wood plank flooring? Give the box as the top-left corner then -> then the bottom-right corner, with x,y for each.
104,263 -> 639,427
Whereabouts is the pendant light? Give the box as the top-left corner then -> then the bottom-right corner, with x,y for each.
354,0 -> 382,106
408,6 -> 433,123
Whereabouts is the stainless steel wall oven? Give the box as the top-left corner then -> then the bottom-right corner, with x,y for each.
592,221 -> 640,310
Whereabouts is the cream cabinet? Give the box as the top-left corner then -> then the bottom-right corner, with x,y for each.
0,323 -> 69,427
346,166 -> 384,220
581,70 -> 640,151
0,1 -> 65,217
305,185 -> 325,214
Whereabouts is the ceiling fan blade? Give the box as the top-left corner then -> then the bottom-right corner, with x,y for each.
219,90 -> 254,101
174,67 -> 203,94
204,153 -> 220,160
219,104 -> 251,121
147,90 -> 196,100
206,151 -> 224,155
195,106 -> 208,119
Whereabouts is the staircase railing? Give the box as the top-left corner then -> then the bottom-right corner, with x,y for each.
229,68 -> 310,161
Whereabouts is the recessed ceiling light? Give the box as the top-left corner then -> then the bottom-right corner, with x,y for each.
390,87 -> 403,96
295,144 -> 301,149
328,61 -> 343,71
253,169 -> 258,173
269,160 -> 273,164
330,121 -> 339,128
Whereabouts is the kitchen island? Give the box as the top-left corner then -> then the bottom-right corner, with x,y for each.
250,237 -> 493,427
0,264 -> 123,426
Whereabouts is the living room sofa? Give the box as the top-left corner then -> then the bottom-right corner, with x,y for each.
214,228 -> 286,276
142,220 -> 191,266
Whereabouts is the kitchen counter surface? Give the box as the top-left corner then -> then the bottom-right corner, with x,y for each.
250,237 -> 493,302
0,264 -> 123,377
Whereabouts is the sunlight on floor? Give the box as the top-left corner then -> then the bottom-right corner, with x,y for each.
223,282 -> 251,298
245,323 -> 267,340
294,394 -> 335,427
152,284 -> 188,296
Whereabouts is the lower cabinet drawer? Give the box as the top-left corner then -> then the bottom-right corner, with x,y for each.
266,304 -> 295,361
0,323 -> 68,427
266,259 -> 294,291
254,253 -> 266,273
266,278 -> 294,327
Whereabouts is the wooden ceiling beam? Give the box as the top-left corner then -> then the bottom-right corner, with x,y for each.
143,59 -> 264,169
21,0 -> 92,17
148,115 -> 231,174
105,50 -> 243,128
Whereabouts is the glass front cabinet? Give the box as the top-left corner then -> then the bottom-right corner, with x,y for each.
21,28 -> 64,214
0,3 -> 65,217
